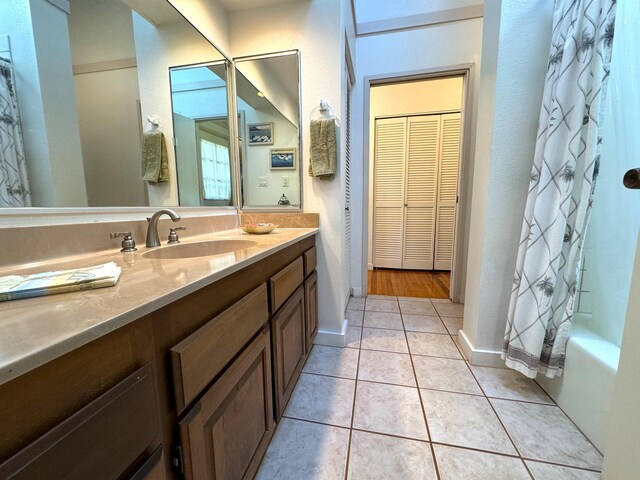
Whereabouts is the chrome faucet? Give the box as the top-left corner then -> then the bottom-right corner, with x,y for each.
146,209 -> 181,247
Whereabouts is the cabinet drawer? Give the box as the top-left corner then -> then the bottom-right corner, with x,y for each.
0,364 -> 159,480
303,246 -> 316,278
171,284 -> 269,412
269,257 -> 303,313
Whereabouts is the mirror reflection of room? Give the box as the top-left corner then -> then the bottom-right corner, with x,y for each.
169,62 -> 233,207
0,0 -> 228,208
235,52 -> 301,208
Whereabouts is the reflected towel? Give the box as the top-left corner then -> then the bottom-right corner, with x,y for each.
0,262 -> 121,302
141,130 -> 169,183
309,118 -> 337,177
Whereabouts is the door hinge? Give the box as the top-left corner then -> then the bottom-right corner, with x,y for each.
171,444 -> 184,476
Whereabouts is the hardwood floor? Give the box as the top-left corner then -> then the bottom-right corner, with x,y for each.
368,268 -> 450,298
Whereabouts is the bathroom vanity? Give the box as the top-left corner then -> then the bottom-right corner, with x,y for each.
0,228 -> 317,480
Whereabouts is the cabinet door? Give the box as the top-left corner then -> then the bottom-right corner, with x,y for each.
305,271 -> 318,351
179,327 -> 274,480
272,286 -> 306,419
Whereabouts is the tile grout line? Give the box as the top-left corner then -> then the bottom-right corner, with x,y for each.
280,414 -> 604,474
342,325 -> 363,480
348,295 -> 601,475
533,380 -> 605,458
400,297 -> 442,480
463,352 -> 535,476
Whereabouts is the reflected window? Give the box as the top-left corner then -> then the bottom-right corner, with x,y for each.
200,139 -> 231,201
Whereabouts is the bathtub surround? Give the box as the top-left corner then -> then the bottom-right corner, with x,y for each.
503,0 -> 616,379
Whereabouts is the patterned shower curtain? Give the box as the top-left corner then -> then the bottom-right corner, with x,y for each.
0,57 -> 31,207
502,0 -> 616,379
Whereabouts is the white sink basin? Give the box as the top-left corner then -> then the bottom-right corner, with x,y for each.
142,240 -> 257,260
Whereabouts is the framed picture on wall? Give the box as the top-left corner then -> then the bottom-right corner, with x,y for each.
270,148 -> 297,170
248,122 -> 274,145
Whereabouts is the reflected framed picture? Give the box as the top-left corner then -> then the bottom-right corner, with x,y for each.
271,148 -> 297,170
248,122 -> 274,145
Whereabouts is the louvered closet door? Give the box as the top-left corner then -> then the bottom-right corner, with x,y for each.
373,117 -> 407,269
403,116 -> 441,270
434,113 -> 461,270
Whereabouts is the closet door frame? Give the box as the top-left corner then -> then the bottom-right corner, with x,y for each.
364,65 -> 474,303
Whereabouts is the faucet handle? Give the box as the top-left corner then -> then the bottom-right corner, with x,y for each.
110,232 -> 137,252
167,226 -> 187,244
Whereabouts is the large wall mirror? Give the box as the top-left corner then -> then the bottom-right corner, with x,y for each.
234,51 -> 302,210
0,0 -> 231,208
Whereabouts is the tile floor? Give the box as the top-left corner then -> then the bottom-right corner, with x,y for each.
256,295 -> 603,480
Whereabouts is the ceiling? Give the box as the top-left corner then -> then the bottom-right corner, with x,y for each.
218,0 -> 304,12
352,0 -> 483,26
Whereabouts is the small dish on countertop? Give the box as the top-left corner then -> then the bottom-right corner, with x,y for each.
240,223 -> 278,234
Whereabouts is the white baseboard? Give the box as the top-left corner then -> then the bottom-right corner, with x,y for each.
352,287 -> 364,297
457,330 -> 506,368
368,263 -> 374,270
314,319 -> 348,347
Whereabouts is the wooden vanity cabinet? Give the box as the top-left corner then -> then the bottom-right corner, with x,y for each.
0,234 -> 317,480
178,327 -> 274,480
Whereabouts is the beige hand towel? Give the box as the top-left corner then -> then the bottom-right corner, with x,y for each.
309,118 -> 337,177
141,130 -> 169,183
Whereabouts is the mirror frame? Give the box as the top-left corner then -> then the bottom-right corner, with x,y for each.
232,50 -> 303,213
168,59 -> 237,208
0,0 -> 239,226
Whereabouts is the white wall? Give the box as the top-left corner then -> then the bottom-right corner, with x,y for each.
236,58 -> 299,128
68,0 -> 147,207
353,18 -> 483,301
367,77 -> 464,269
239,100 -> 300,207
229,0 -> 348,336
0,0 -> 87,207
461,0 -> 553,357
168,0 -> 231,57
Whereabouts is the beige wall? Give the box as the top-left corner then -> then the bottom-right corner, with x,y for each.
370,77 -> 464,118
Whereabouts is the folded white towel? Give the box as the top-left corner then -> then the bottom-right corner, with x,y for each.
0,262 -> 122,302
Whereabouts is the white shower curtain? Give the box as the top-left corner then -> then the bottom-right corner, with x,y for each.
502,0 -> 616,379
0,58 -> 31,207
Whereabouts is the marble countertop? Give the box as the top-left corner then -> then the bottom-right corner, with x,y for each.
0,227 -> 318,386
